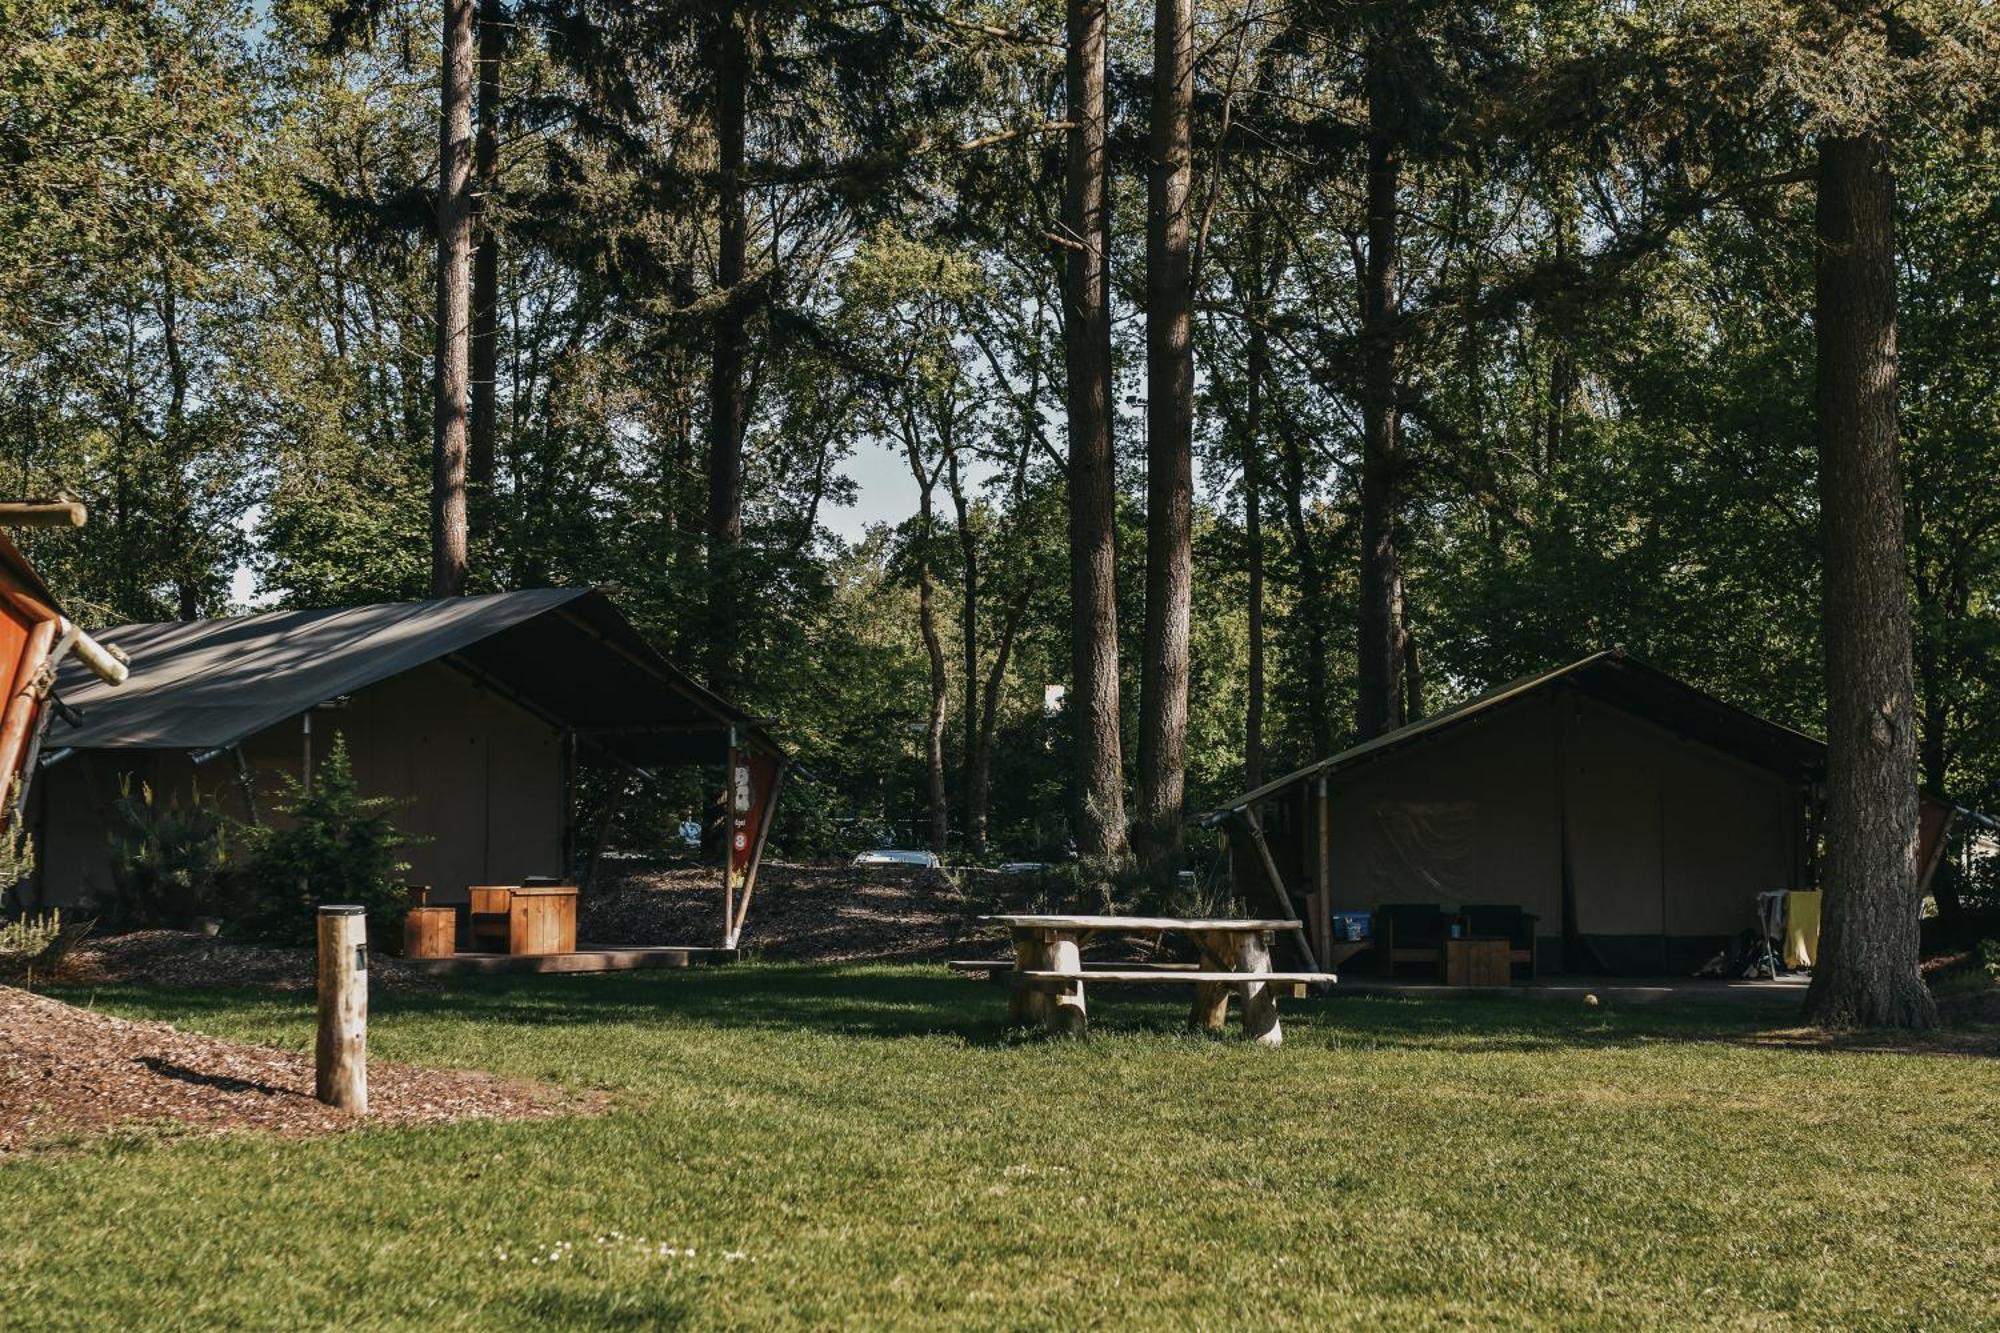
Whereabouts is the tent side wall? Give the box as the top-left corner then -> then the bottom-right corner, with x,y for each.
1560,691 -> 1800,973
1320,691 -> 1565,962
1293,686 -> 1803,976
29,662 -> 564,910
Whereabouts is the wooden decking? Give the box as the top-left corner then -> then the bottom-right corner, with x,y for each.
397,944 -> 738,977
1332,975 -> 1810,1005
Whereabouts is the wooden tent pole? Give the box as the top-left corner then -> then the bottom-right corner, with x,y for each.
1237,805 -> 1323,977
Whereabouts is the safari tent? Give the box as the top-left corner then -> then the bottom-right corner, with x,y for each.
1210,650 -> 1829,976
24,588 -> 785,942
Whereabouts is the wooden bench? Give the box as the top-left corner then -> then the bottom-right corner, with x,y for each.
976,915 -> 1337,1045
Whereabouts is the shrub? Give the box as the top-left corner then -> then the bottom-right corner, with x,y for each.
229,735 -> 415,942
104,779 -> 230,928
1982,939 -> 2000,983
0,907 -> 60,961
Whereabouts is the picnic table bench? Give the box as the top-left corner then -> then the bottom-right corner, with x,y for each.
966,915 -> 1337,1045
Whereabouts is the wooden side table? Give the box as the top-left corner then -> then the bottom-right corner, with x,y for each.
1442,935 -> 1511,986
403,905 -> 458,958
508,885 -> 578,956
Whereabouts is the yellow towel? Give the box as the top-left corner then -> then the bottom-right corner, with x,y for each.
1785,891 -> 1822,969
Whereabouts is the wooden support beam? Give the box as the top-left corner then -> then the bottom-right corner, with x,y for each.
1237,806 -> 1324,980
1314,776 -> 1333,967
0,499 -> 87,528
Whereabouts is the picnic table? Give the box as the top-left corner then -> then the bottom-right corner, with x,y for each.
969,915 -> 1338,1045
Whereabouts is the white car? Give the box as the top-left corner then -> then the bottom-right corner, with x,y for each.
851,848 -> 942,868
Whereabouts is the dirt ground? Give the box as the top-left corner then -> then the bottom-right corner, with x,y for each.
27,861 -> 1006,992
0,985 -> 593,1155
580,858 -> 995,962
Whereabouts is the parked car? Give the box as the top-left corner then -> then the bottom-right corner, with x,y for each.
851,848 -> 941,869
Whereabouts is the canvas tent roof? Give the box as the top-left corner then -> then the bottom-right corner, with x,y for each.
1209,648 -> 1825,819
44,587 -> 782,770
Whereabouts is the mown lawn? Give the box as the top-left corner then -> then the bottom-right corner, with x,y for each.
3,965 -> 1996,1330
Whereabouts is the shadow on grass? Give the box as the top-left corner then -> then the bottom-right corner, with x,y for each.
43,964 -> 1970,1058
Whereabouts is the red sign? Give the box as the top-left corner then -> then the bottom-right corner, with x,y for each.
727,750 -> 781,891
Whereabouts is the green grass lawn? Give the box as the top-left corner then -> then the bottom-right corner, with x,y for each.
4,966 -> 1997,1330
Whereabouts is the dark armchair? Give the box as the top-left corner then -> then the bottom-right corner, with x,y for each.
1374,903 -> 1450,978
1460,904 -> 1539,979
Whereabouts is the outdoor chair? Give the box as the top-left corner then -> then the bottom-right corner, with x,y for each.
1374,903 -> 1449,978
1460,903 -> 1539,979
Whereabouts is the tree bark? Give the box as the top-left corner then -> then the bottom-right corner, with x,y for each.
972,586 -> 1029,858
432,0 -> 475,598
1063,0 -> 1127,863
905,433 -> 950,857
947,451 -> 982,857
1274,411 -> 1332,758
1135,0 -> 1195,880
705,3 -> 749,694
1802,131 -> 1936,1031
1355,42 -> 1403,739
1238,230 -> 1269,792
469,0 -> 503,498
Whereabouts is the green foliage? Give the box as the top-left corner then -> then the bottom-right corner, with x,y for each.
229,735 -> 415,942
1982,938 -> 2000,983
0,907 -> 59,961
104,779 -> 230,929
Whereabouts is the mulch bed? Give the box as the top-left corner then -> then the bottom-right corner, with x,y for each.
43,929 -> 439,993
0,985 -> 596,1155
581,859 -> 984,962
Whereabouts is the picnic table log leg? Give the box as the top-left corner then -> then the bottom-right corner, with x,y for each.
1236,930 -> 1283,1047
1044,932 -> 1088,1037
1189,930 -> 1231,1031
1007,929 -> 1047,1027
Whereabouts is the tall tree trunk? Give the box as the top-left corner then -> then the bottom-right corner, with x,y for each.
1274,413 -> 1333,758
705,3 -> 749,693
1802,131 -> 1936,1031
947,452 -> 984,857
1136,0 -> 1195,879
905,433 -> 950,857
1355,43 -> 1403,738
432,0 -> 474,598
1063,0 -> 1127,863
1238,231 -> 1269,792
972,586 -> 1030,857
469,0 -> 503,499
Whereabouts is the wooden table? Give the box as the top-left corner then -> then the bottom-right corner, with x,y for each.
1442,935 -> 1511,986
466,884 -> 579,956
978,915 -> 1337,1045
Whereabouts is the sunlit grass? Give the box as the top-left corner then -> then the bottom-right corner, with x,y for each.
3,966 -> 1995,1329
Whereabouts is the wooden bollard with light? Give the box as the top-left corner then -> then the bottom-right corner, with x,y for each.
315,905 -> 368,1114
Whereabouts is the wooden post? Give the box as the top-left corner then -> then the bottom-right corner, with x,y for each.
1190,928 -> 1232,1031
1045,931 -> 1088,1037
315,905 -> 368,1114
1236,929 -> 1283,1047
